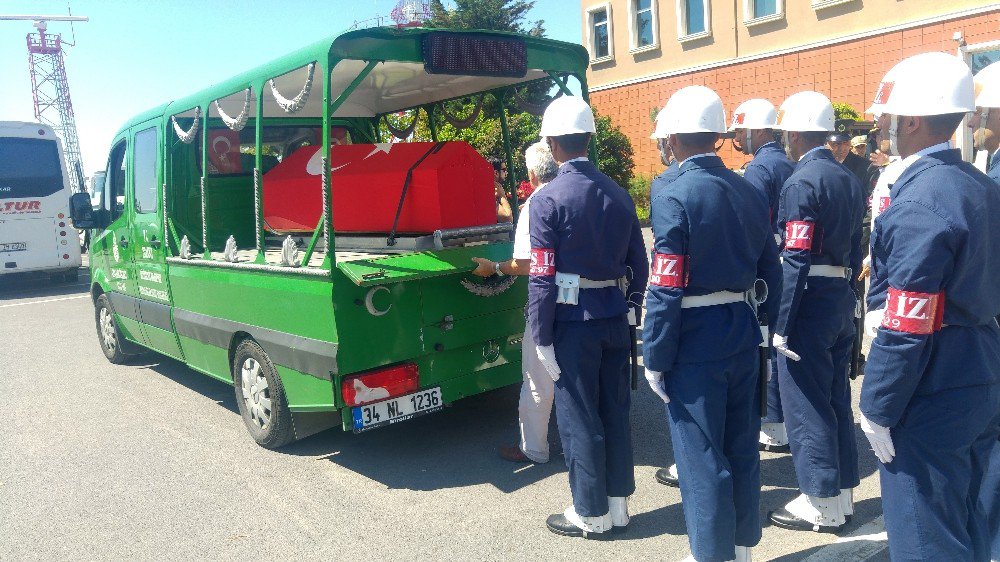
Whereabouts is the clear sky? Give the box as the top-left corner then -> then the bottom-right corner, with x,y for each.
0,1 -> 583,177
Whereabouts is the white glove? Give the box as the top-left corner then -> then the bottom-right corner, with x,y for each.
644,369 -> 670,403
860,413 -> 895,464
864,308 -> 885,337
772,333 -> 801,362
535,345 -> 561,382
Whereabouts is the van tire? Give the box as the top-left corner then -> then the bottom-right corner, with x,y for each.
95,294 -> 129,364
232,339 -> 295,449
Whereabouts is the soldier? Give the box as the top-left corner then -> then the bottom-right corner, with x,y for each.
861,52 -> 1000,560
730,98 -> 794,454
971,59 -> 1000,562
643,85 -> 781,562
766,91 -> 864,533
528,96 -> 649,538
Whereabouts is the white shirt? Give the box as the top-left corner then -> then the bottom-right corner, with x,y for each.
897,141 -> 951,175
870,157 -> 904,229
513,182 -> 548,260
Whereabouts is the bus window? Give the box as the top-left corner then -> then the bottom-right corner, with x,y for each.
0,137 -> 63,200
133,128 -> 158,214
106,141 -> 127,221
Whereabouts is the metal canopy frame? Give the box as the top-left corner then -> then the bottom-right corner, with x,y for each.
146,27 -> 589,276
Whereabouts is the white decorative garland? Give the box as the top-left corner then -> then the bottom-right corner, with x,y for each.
253,168 -> 262,251
171,108 -> 201,144
214,89 -> 251,132
269,62 -> 316,114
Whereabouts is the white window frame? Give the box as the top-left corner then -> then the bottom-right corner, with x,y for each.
676,0 -> 712,43
628,0 -> 660,54
586,3 -> 615,63
743,0 -> 784,27
811,0 -> 854,10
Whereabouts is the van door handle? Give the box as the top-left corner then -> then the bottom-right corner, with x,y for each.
120,236 -> 128,248
149,236 -> 161,249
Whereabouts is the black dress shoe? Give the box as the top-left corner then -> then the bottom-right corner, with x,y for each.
767,507 -> 845,534
546,513 -> 613,539
759,442 -> 791,454
655,467 -> 679,487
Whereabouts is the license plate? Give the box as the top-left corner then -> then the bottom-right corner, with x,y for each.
0,242 -> 26,252
352,387 -> 443,433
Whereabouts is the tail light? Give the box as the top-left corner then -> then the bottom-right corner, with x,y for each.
341,363 -> 419,407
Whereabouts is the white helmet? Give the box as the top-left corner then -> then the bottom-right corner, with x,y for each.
775,91 -> 835,132
729,98 -> 778,131
650,85 -> 726,138
974,60 -> 1000,109
868,52 -> 975,116
539,96 -> 597,137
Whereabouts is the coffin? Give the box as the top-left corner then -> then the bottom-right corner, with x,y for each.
262,141 -> 496,234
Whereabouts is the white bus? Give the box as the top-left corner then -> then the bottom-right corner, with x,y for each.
0,121 -> 82,282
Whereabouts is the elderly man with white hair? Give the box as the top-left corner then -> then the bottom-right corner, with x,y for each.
470,141 -> 559,464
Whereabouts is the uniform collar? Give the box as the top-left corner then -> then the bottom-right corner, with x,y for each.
990,149 -> 1000,172
796,146 -> 835,166
753,141 -> 780,157
679,152 -> 718,167
562,157 -> 590,165
897,141 -> 951,177
679,153 -> 724,172
555,158 -> 594,177
889,148 -> 963,199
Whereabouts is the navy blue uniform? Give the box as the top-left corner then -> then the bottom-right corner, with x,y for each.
528,158 -> 649,517
862,149 -> 1000,561
775,147 -> 864,500
742,141 -> 794,236
650,160 -> 680,201
984,151 -> 1000,562
643,155 -> 781,562
742,141 -> 794,426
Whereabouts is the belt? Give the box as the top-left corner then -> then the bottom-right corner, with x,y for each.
578,277 -> 621,289
681,291 -> 746,309
809,265 -> 849,278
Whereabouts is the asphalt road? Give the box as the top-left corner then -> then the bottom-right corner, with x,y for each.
1,247 -> 890,561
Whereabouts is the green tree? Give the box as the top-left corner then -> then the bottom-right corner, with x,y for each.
833,102 -> 861,122
428,0 -> 544,36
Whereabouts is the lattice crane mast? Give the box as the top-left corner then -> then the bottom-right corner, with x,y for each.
0,14 -> 89,190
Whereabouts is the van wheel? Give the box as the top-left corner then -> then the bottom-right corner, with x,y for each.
95,294 -> 128,364
232,339 -> 295,449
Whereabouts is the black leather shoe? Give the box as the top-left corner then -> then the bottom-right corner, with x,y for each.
759,442 -> 791,453
767,508 -> 845,534
655,467 -> 679,487
545,514 -> 612,539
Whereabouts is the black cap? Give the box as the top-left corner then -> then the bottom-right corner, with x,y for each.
827,132 -> 851,143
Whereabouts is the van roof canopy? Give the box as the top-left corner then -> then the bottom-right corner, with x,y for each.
124,27 -> 588,131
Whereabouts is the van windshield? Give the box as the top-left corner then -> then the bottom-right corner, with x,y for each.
0,138 -> 63,200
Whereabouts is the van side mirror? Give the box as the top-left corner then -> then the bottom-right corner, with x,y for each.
69,192 -> 98,229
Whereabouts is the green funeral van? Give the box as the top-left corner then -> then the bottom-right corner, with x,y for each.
70,26 -> 592,448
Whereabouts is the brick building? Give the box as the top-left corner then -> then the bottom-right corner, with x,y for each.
580,1 -> 1000,176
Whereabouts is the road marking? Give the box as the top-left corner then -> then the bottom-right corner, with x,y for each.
0,295 -> 88,309
802,515 -> 888,562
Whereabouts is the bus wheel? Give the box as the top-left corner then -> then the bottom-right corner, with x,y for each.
232,339 -> 295,449
95,294 -> 128,364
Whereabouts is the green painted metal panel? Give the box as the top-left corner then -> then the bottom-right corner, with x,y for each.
276,365 -> 336,412
337,242 -> 514,287
175,335 -> 232,384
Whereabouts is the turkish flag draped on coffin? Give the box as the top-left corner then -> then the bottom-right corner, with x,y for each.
262,141 -> 496,234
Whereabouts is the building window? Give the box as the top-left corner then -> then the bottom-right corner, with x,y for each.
743,0 -> 784,26
676,0 -> 711,42
629,0 -> 659,52
586,4 -> 614,62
